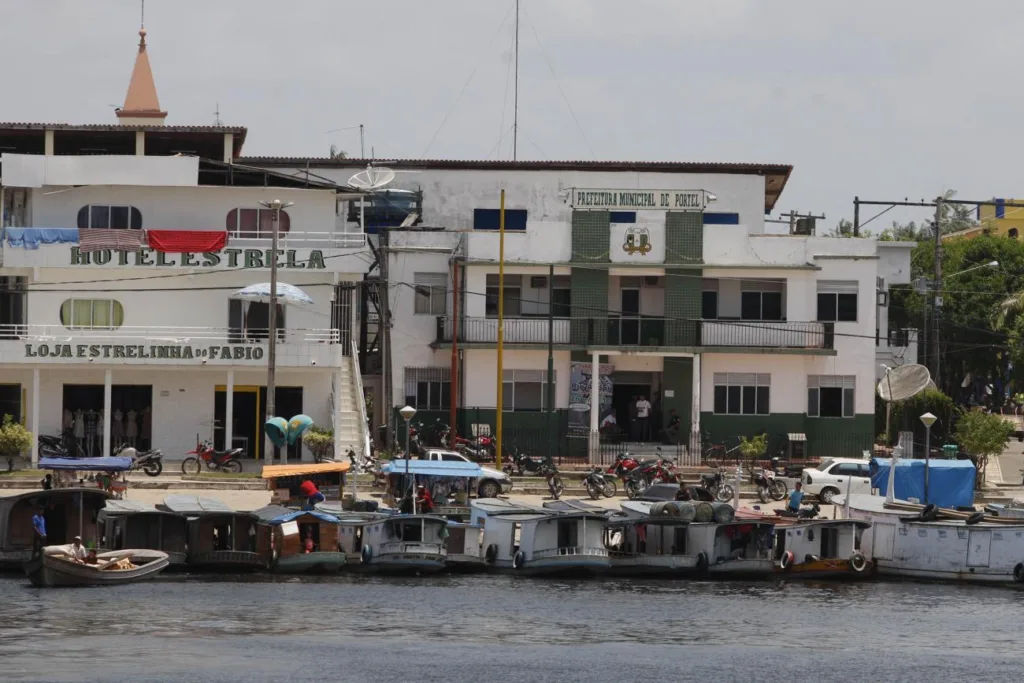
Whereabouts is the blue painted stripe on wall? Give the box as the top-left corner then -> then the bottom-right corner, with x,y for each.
702,212 -> 740,225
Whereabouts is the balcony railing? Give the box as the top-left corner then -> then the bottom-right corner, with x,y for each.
0,324 -> 342,345
227,230 -> 366,249
436,316 -> 832,349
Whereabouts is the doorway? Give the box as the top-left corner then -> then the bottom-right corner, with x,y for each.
612,381 -> 656,442
214,387 -> 259,459
620,287 -> 641,345
0,384 -> 21,423
62,384 -> 153,456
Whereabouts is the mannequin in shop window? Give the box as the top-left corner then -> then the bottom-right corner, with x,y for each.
97,410 -> 105,456
73,409 -> 85,454
63,409 -> 73,434
126,410 -> 138,448
84,410 -> 97,458
113,409 -> 125,445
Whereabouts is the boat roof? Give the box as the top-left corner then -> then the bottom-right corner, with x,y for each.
543,500 -> 611,514
472,497 -> 542,515
0,488 -> 110,509
159,494 -> 247,516
252,505 -> 340,524
383,513 -> 449,524
383,459 -> 483,478
39,456 -> 133,471
782,518 -> 871,530
260,462 -> 351,479
472,498 -> 607,522
100,500 -> 179,517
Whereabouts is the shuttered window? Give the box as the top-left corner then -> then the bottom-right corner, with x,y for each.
817,280 -> 858,322
413,273 -> 448,315
404,367 -> 451,410
808,375 -> 855,418
713,373 -> 770,415
502,369 -> 554,412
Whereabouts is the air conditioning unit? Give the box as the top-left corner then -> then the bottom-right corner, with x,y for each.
530,276 -> 548,289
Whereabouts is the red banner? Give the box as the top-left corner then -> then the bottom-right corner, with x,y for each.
147,230 -> 228,253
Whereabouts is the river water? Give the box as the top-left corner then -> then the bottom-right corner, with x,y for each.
2,574 -> 1023,682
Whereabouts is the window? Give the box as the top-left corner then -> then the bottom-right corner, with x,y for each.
817,281 -> 858,322
76,205 -> 142,230
473,209 -> 528,230
413,273 -> 447,315
807,375 -> 855,418
712,373 -> 770,415
60,299 -> 124,329
502,369 -> 554,412
551,276 -> 571,317
702,279 -> 718,319
830,462 -> 867,477
404,367 -> 451,410
486,274 -> 522,317
226,208 -> 291,238
439,452 -> 465,462
229,299 -> 285,341
741,281 -> 784,321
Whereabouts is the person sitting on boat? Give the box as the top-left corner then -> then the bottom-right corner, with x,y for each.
41,474 -> 53,490
787,481 -> 804,513
31,507 -> 47,555
299,480 -> 326,510
69,535 -> 88,563
675,482 -> 692,501
303,531 -> 316,554
85,548 -> 98,565
416,485 -> 435,513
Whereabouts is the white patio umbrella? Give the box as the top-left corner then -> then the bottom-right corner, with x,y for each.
231,282 -> 314,306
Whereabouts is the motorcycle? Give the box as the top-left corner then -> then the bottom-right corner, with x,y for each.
778,502 -> 821,520
116,444 -> 164,477
541,461 -> 565,500
38,430 -> 88,459
502,445 -> 549,476
754,460 -> 787,503
452,433 -> 496,463
700,468 -> 737,503
580,466 -> 617,500
181,438 -> 244,475
348,449 -> 385,488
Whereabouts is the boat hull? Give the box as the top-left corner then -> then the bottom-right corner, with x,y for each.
518,556 -> 610,577
273,552 -> 346,575
444,554 -> 488,573
775,557 -> 873,580
361,553 -> 447,575
706,558 -> 775,579
25,548 -> 169,587
609,555 -> 696,577
187,550 -> 264,572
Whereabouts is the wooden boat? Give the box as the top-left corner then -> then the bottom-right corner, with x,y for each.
444,521 -> 487,572
98,500 -> 188,568
0,489 -> 110,570
471,498 -> 610,577
25,544 -> 169,587
337,513 -> 449,574
158,495 -> 262,571
773,519 -> 872,579
261,462 -> 351,506
253,505 -> 346,574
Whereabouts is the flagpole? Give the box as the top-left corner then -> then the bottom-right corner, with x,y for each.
496,190 -> 506,472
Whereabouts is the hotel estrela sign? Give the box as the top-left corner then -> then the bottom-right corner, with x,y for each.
571,188 -> 707,212
25,343 -> 265,361
68,247 -> 327,269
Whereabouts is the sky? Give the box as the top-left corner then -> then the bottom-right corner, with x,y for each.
2,0 -> 1022,228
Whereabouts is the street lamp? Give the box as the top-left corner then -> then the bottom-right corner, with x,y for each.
257,199 -> 294,464
399,405 -> 417,513
920,412 -> 938,504
947,260 -> 999,279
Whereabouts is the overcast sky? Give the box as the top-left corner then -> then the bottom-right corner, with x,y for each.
1,0 -> 1020,227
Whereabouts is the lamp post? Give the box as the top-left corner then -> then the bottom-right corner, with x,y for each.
258,199 -> 294,464
400,405 -> 417,513
920,412 -> 937,504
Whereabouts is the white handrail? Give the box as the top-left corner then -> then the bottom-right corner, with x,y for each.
0,324 -> 340,344
351,339 -> 371,458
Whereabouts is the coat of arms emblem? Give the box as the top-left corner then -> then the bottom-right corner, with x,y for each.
622,226 -> 652,256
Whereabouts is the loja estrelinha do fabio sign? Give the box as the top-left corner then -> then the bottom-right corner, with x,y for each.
69,246 -> 327,269
25,343 -> 265,360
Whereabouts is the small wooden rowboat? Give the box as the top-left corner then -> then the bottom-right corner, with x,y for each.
25,545 -> 170,587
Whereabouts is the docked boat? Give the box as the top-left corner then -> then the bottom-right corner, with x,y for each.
253,505 -> 346,574
158,495 -> 262,571
0,489 -> 110,570
846,494 -> 1024,585
337,513 -> 449,574
471,498 -> 610,576
773,519 -> 872,578
444,521 -> 487,572
98,500 -> 188,568
25,544 -> 169,587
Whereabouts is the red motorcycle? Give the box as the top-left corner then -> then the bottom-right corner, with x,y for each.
608,452 -> 645,499
181,438 -> 244,475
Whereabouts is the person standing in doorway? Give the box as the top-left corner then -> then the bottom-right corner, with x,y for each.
31,507 -> 47,556
635,395 -> 652,442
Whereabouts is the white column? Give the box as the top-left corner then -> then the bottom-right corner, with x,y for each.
225,370 -> 234,454
588,352 -> 600,462
30,368 -> 40,467
102,369 -> 112,457
223,133 -> 234,162
134,130 -> 145,156
691,355 -> 701,437
334,367 -> 344,463
44,130 -> 54,155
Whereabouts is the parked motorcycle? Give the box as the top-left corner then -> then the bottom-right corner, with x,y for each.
502,444 -> 549,476
116,444 -> 164,477
181,438 -> 244,475
38,430 -> 88,459
541,461 -> 565,500
754,460 -> 787,503
778,502 -> 821,520
700,467 -> 737,503
581,467 -> 617,500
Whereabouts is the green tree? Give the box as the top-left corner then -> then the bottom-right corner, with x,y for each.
302,425 -> 334,461
953,409 -> 1014,488
0,414 -> 33,472
738,433 -> 768,463
878,388 -> 955,445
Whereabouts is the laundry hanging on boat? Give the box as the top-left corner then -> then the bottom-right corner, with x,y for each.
147,230 -> 228,253
3,227 -> 79,249
77,228 -> 146,252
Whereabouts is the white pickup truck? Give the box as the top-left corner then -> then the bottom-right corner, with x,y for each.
419,449 -> 514,498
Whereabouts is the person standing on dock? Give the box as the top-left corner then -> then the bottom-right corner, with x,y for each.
635,395 -> 652,441
31,507 -> 47,555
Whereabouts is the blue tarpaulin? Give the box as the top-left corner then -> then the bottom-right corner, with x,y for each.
870,457 -> 976,508
39,456 -> 133,472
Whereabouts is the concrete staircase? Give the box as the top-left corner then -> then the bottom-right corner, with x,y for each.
332,349 -> 369,459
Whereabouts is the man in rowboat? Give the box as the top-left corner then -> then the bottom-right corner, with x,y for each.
69,536 -> 88,563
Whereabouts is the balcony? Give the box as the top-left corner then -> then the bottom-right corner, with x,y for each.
227,230 -> 367,249
0,324 -> 347,366
436,316 -> 832,350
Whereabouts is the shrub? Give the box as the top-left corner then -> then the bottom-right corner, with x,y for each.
0,414 -> 33,472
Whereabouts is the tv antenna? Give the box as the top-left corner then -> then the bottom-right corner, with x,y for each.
347,164 -> 396,191
214,103 -> 223,126
877,363 -> 932,445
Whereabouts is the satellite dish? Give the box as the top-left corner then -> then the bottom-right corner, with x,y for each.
877,364 -> 931,402
348,164 -> 395,191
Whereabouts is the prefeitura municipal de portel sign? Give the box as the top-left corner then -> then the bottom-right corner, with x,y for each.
69,247 -> 327,269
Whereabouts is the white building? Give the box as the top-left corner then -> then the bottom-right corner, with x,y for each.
0,27 -> 371,463
248,153 -> 914,464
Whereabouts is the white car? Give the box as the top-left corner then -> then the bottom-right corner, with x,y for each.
801,458 -> 873,504
420,449 -> 514,498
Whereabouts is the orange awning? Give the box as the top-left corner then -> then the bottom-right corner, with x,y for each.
260,461 -> 351,479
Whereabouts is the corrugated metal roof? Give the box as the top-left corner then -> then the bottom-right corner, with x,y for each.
160,494 -> 236,514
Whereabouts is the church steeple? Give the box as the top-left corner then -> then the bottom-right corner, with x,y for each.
116,23 -> 167,125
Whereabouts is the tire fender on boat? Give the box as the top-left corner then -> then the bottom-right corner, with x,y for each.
965,511 -> 985,525
513,550 -> 526,570
485,544 -> 498,564
1014,563 -> 1024,583
781,550 -> 795,570
850,552 -> 868,573
361,544 -> 373,564
919,504 -> 939,522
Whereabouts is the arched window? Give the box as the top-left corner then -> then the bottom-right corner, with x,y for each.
76,206 -> 142,230
60,299 -> 124,330
226,208 -> 291,238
